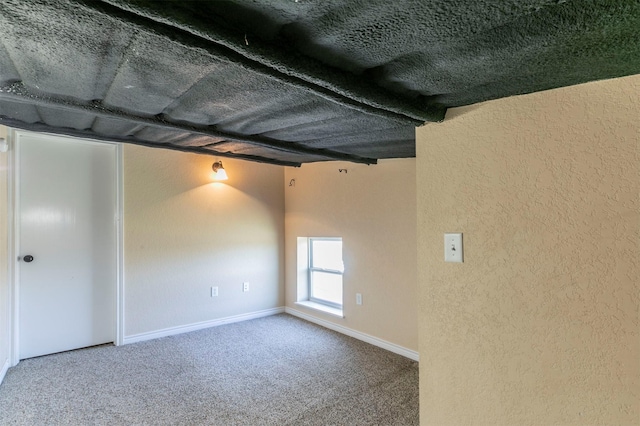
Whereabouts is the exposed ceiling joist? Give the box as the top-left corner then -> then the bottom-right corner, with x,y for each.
0,82 -> 377,166
84,0 -> 444,124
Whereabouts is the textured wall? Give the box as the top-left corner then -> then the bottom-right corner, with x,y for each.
416,74 -> 639,425
0,125 -> 10,376
124,145 -> 284,336
284,159 -> 418,351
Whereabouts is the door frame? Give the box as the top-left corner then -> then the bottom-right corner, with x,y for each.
7,129 -> 124,366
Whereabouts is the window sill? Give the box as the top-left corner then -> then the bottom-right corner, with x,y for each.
295,301 -> 344,318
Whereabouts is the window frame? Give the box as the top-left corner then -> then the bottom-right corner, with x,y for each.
308,237 -> 343,309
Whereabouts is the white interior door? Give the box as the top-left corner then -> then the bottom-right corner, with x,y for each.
17,132 -> 117,359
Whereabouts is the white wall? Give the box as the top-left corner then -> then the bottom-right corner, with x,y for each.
0,125 -> 10,380
124,145 -> 285,337
284,159 -> 418,352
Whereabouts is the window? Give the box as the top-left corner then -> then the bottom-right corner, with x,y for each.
309,238 -> 344,309
295,237 -> 344,317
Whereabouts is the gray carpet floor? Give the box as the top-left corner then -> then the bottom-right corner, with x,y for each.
0,314 -> 418,425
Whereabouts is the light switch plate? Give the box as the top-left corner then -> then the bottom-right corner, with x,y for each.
444,233 -> 463,263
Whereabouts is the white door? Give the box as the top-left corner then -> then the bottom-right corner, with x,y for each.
17,131 -> 117,359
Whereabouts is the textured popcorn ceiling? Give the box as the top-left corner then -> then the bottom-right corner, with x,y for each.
0,0 -> 638,165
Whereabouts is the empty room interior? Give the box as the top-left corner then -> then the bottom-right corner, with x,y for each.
0,1 -> 638,425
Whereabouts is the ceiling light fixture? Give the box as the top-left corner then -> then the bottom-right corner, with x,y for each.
212,161 -> 228,181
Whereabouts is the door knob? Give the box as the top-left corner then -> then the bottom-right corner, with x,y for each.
23,255 -> 34,263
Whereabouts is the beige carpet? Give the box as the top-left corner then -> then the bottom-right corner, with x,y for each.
0,314 -> 418,425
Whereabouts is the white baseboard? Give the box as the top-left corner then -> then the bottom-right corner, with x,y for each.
123,307 -> 285,345
284,307 -> 419,362
121,306 -> 419,362
0,358 -> 10,385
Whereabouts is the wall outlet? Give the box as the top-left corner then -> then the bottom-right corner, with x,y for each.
211,286 -> 218,297
243,282 -> 250,292
356,293 -> 363,305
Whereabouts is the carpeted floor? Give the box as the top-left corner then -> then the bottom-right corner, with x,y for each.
0,314 -> 418,425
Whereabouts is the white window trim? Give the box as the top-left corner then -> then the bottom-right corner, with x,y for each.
308,237 -> 344,310
296,237 -> 344,317
294,301 -> 344,318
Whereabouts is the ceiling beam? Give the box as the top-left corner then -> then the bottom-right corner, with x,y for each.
0,116 -> 303,167
0,82 -> 378,165
81,0 -> 445,124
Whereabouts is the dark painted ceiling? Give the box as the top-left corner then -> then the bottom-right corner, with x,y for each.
0,0 -> 638,166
